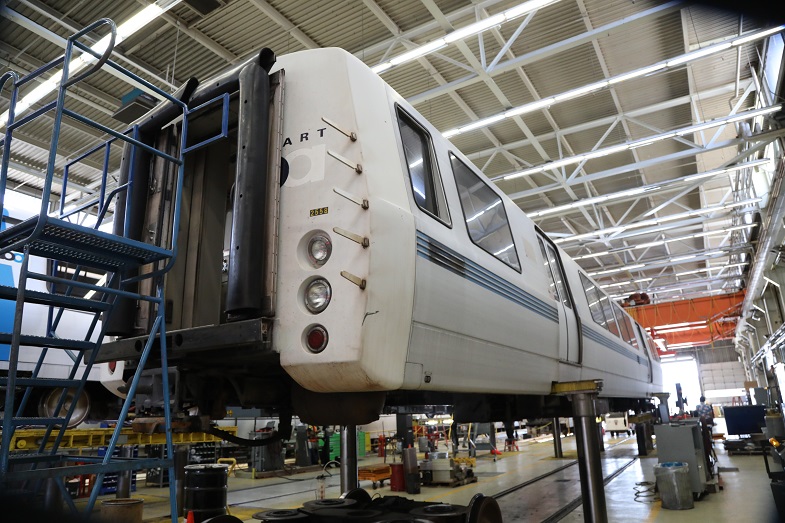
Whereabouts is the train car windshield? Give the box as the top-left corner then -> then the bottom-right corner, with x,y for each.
450,153 -> 520,272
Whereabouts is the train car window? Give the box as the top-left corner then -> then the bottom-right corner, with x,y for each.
537,237 -> 559,302
396,108 -> 451,226
599,292 -> 621,338
537,237 -> 571,308
615,305 -> 635,346
646,333 -> 662,362
579,273 -> 608,327
450,153 -> 521,271
628,319 -> 641,350
545,243 -> 572,308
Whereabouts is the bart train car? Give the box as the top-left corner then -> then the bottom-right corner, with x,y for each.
101,47 -> 662,426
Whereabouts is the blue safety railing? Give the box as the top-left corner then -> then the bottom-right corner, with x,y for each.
0,17 -> 228,522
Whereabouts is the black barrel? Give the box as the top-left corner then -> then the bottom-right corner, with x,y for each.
183,464 -> 229,523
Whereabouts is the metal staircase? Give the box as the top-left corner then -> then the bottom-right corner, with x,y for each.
0,18 -> 207,520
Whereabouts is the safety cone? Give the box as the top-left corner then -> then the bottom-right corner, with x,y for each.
186,510 -> 195,523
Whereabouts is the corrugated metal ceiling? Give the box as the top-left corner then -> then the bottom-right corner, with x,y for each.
0,0 -> 781,309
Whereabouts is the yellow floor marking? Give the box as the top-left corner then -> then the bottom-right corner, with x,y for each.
646,499 -> 661,521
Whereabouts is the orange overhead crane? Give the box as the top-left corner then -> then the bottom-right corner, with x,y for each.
625,291 -> 744,353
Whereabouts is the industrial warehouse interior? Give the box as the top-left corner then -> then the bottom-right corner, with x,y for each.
1,0 -> 785,521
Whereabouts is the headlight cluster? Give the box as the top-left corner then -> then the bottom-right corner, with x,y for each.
302,233 -> 334,353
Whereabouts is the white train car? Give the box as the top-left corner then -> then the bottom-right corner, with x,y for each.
273,48 -> 662,404
0,201 -> 123,425
101,47 -> 661,426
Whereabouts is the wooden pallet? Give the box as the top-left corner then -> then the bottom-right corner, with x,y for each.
359,464 -> 391,489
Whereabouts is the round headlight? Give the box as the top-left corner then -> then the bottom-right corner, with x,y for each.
308,234 -> 332,267
305,278 -> 331,313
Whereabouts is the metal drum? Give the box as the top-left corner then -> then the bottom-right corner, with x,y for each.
100,498 -> 143,523
184,464 -> 229,523
390,463 -> 405,492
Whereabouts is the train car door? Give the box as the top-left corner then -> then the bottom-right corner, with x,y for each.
537,234 -> 580,364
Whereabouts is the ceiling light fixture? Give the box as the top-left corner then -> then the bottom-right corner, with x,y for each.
554,198 -> 762,244
503,105 -> 780,182
527,160 -> 768,216
444,25 -> 785,141
572,223 -> 758,260
588,249 -> 735,277
372,0 -> 562,75
599,262 -> 748,289
0,0 -> 183,129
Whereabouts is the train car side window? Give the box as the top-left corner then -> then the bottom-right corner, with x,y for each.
396,108 -> 451,226
579,274 -> 607,327
537,237 -> 571,308
545,243 -> 572,308
599,292 -> 621,338
537,237 -> 559,301
648,335 -> 661,361
615,305 -> 634,346
450,153 -> 521,271
637,325 -> 658,360
628,319 -> 641,350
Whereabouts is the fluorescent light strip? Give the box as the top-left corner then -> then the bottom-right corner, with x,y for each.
573,223 -> 757,260
0,0 -> 183,129
527,160 -> 768,217
654,321 -> 706,330
588,249 -> 733,277
444,24 -> 785,141
504,105 -> 780,182
656,325 -> 707,334
599,262 -> 748,289
371,0 -> 562,75
554,198 -> 761,244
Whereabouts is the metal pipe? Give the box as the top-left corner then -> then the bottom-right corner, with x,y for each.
339,425 -> 358,493
175,446 -> 189,517
117,446 -> 133,498
742,160 -> 785,324
735,15 -> 743,97
225,59 -> 272,319
597,421 -> 605,453
552,417 -> 563,458
43,478 -> 60,512
572,393 -> 608,523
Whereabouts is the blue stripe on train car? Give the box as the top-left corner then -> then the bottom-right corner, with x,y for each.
0,209 -> 13,360
581,322 -> 649,368
415,231 -> 559,323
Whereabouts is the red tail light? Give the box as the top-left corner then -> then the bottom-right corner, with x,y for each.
306,325 -> 328,353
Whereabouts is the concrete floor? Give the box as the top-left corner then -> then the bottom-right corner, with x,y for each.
96,427 -> 781,522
